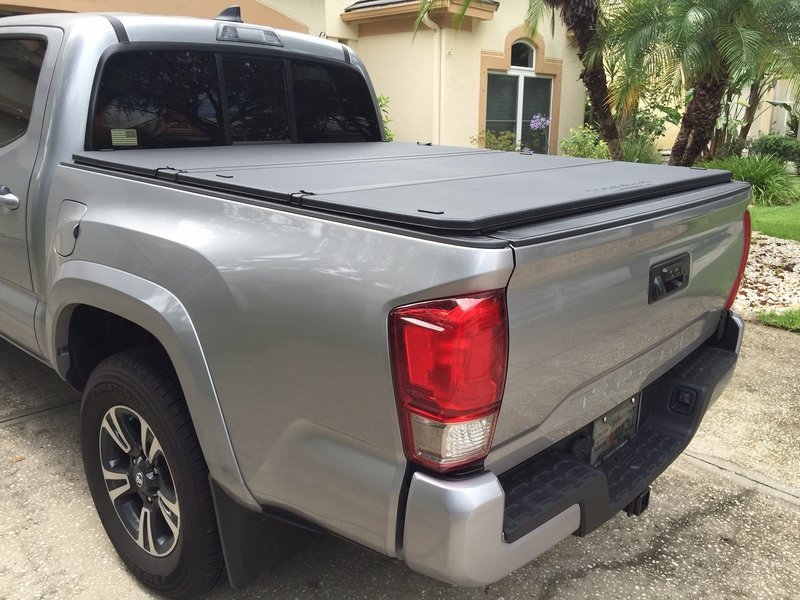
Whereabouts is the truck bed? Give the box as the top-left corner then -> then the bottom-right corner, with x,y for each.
70,139 -> 751,485
72,143 -> 733,234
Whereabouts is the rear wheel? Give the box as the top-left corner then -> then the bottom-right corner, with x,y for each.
81,348 -> 224,598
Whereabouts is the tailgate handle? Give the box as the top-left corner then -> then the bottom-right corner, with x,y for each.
649,253 -> 690,304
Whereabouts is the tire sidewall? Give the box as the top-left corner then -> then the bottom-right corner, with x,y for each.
81,361 -> 204,590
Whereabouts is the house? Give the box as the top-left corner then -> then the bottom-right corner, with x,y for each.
1,0 -> 586,153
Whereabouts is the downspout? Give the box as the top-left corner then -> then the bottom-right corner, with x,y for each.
421,12 -> 441,144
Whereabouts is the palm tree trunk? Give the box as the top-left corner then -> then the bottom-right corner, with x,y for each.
669,115 -> 694,166
709,88 -> 736,158
558,1 -> 623,160
581,60 -> 622,160
670,77 -> 728,166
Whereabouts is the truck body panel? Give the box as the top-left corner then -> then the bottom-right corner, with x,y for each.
489,184 -> 750,472
48,161 -> 515,553
0,25 -> 65,353
51,150 -> 749,553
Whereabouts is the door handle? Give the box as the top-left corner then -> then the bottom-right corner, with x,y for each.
0,185 -> 20,210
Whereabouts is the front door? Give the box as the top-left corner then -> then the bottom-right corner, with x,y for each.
0,28 -> 61,353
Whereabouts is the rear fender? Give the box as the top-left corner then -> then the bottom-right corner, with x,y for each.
45,260 -> 258,510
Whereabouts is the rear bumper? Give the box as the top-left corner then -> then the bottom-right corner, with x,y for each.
402,311 -> 744,586
403,471 -> 580,586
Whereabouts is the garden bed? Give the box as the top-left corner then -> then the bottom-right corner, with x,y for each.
733,232 -> 800,319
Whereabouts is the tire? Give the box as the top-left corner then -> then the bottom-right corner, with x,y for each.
80,348 -> 224,598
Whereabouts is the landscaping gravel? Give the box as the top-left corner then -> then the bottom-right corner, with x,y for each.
733,232 -> 800,318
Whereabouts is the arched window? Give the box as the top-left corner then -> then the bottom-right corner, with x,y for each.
486,40 -> 553,153
510,42 -> 534,68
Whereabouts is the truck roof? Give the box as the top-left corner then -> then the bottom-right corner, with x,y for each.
0,12 -> 351,64
72,143 -> 740,234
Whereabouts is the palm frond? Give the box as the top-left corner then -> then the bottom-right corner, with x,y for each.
716,25 -> 763,78
413,0 -> 438,32
524,0 -> 550,38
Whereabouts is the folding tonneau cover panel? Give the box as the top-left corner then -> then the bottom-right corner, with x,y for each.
72,142 -> 733,234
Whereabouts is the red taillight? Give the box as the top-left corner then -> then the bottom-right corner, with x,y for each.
724,210 -> 751,311
388,290 -> 509,472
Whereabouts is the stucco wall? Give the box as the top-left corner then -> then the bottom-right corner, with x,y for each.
755,80 -> 795,137
356,29 -> 436,144
439,28 -> 482,146
257,0 -> 358,41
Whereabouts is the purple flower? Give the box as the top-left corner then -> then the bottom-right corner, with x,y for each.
529,113 -> 551,131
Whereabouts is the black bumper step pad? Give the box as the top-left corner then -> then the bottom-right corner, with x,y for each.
503,451 -> 605,543
501,425 -> 682,543
499,337 -> 739,544
602,425 -> 683,507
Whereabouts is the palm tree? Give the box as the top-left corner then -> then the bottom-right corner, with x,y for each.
734,41 -> 800,146
608,0 -> 800,166
418,0 -> 623,159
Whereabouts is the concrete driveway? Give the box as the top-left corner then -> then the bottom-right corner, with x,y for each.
1,323 -> 798,600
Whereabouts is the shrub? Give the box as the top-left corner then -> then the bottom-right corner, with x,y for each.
701,154 -> 800,206
750,134 -> 800,174
750,133 -> 798,159
713,137 -> 747,160
621,135 -> 662,164
377,95 -> 394,142
558,125 -> 610,159
471,130 -> 519,152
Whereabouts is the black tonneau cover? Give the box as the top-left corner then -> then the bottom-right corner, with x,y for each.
72,142 -> 733,233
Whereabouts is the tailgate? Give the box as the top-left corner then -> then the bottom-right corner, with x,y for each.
486,181 -> 751,473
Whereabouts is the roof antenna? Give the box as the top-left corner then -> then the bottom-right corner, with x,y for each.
215,6 -> 244,23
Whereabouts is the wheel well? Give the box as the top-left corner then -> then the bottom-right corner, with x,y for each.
66,305 -> 162,391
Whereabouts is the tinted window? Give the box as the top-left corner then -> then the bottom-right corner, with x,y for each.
511,43 -> 533,68
224,58 -> 290,143
0,38 -> 46,146
91,50 -> 382,149
293,61 -> 381,143
93,51 -> 224,149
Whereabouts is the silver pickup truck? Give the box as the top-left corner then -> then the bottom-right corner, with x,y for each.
0,9 -> 751,599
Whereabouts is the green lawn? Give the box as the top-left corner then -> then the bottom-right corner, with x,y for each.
749,202 -> 800,242
750,199 -> 800,334
758,309 -> 800,332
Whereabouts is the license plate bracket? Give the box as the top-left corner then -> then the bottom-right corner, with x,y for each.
591,395 -> 640,465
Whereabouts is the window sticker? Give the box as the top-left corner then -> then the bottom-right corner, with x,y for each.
110,128 -> 138,147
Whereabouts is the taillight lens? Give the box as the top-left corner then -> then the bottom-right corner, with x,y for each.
724,210 -> 751,311
388,290 -> 509,472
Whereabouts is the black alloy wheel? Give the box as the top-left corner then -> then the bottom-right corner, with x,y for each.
99,405 -> 181,557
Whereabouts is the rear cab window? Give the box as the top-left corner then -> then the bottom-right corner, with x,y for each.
223,57 -> 290,143
0,38 -> 47,147
293,61 -> 382,143
91,48 -> 381,150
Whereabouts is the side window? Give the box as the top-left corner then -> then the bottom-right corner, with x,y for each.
292,61 -> 381,143
92,51 -> 224,150
223,58 -> 290,143
0,38 -> 46,147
